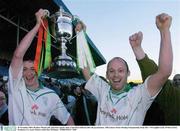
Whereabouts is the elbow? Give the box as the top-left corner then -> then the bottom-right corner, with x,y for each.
158,59 -> 173,78
13,50 -> 24,60
165,65 -> 173,77
158,67 -> 172,79
167,68 -> 173,77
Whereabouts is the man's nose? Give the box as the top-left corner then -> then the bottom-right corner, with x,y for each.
114,71 -> 119,77
25,69 -> 34,75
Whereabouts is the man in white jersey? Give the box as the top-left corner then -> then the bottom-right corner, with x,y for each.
82,13 -> 173,125
8,9 -> 74,125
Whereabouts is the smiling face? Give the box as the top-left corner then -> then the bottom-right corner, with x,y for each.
173,74 -> 180,87
106,57 -> 130,91
23,60 -> 39,88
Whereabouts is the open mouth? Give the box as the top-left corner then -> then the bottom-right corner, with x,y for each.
112,80 -> 121,85
26,76 -> 35,82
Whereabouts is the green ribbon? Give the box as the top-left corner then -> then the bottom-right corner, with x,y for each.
44,25 -> 51,69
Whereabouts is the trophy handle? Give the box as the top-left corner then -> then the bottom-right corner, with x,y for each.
73,15 -> 80,21
43,9 -> 50,17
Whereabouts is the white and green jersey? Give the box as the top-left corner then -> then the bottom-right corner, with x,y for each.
8,66 -> 70,125
85,74 -> 157,125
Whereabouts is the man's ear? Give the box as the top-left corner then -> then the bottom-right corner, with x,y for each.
106,71 -> 108,80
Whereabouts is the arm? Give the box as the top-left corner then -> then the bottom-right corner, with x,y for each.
129,31 -> 145,60
66,116 -> 75,125
137,55 -> 158,82
82,67 -> 92,81
10,9 -> 46,78
129,32 -> 158,82
130,14 -> 172,96
147,13 -> 173,96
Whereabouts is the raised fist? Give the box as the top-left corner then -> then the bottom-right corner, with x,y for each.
156,13 -> 172,31
129,31 -> 143,48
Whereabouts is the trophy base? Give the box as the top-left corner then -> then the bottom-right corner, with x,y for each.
46,56 -> 79,79
46,67 -> 79,79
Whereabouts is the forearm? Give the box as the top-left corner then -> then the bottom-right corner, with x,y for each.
158,29 -> 173,77
13,23 -> 40,59
132,46 -> 146,60
66,116 -> 75,125
82,67 -> 91,81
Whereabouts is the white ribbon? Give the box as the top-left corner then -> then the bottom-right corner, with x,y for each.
76,30 -> 95,73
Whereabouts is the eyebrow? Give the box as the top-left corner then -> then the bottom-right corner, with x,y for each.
23,67 -> 35,69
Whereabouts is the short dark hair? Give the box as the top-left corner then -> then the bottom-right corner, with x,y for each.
23,52 -> 35,62
173,74 -> 180,81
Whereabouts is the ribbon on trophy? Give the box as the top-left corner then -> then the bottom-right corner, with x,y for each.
34,19 -> 51,76
76,28 -> 95,73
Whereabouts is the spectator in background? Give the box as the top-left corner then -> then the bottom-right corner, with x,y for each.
0,91 -> 8,125
172,74 -> 180,88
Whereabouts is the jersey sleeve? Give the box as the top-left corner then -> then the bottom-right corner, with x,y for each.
85,73 -> 109,101
128,76 -> 161,113
53,96 -> 70,125
8,65 -> 24,93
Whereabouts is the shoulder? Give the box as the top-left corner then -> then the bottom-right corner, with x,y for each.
89,74 -> 109,85
127,78 -> 150,98
40,86 -> 59,98
86,73 -> 110,90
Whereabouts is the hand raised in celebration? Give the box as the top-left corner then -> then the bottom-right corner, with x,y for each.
129,31 -> 143,49
156,13 -> 172,31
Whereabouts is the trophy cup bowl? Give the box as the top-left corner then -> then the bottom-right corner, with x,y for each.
46,7 -> 78,79
53,9 -> 73,40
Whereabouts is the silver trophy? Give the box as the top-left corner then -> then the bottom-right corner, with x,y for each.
47,7 -> 78,78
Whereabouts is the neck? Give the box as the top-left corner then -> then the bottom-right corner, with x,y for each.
111,83 -> 131,95
111,86 -> 126,95
26,82 -> 41,92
